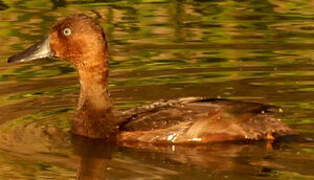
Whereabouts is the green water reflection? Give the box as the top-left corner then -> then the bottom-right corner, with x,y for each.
0,0 -> 314,179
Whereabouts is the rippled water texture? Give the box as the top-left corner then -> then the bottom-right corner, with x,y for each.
0,0 -> 314,179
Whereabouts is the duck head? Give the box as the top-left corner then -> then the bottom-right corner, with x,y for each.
8,13 -> 109,69
8,14 -> 116,139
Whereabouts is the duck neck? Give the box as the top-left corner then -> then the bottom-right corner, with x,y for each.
72,60 -> 118,139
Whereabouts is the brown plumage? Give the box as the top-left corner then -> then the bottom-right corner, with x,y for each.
8,14 -> 297,145
118,97 -> 294,145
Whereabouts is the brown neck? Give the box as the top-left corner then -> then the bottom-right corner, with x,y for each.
72,57 -> 118,139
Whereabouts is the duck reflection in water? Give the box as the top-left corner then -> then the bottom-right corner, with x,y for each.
8,14 -> 297,146
72,135 -> 299,179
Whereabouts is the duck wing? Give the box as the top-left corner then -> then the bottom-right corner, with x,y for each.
117,97 -> 296,145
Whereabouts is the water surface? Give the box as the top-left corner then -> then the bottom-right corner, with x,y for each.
0,0 -> 314,179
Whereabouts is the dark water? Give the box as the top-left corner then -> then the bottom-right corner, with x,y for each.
0,0 -> 314,179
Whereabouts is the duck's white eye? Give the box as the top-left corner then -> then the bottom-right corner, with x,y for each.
63,28 -> 71,36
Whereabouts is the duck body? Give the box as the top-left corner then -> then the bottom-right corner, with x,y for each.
8,14 -> 296,144
117,97 -> 294,145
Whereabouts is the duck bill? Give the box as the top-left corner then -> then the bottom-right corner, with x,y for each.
8,36 -> 55,63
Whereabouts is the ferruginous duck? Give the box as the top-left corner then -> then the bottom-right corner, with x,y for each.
8,14 -> 296,144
